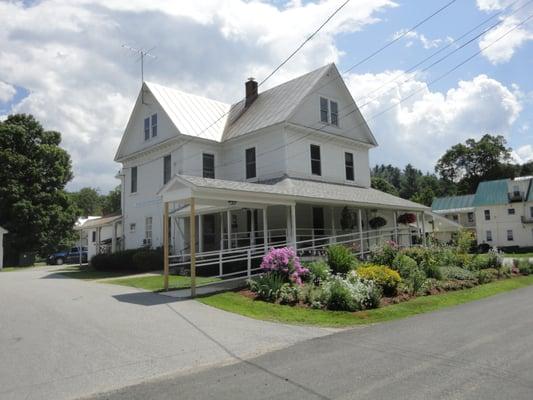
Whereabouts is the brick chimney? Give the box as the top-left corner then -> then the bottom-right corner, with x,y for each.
245,77 -> 258,107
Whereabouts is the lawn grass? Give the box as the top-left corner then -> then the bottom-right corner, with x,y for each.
104,274 -> 220,292
199,275 -> 533,328
1,262 -> 47,272
503,252 -> 533,259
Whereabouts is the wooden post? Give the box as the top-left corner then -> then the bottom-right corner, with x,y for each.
190,197 -> 196,297
358,209 -> 364,257
198,214 -> 203,254
263,207 -> 268,254
250,209 -> 256,248
163,202 -> 169,291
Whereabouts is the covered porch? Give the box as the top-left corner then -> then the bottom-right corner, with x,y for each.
159,175 -> 429,295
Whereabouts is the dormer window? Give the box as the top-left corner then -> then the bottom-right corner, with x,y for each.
319,97 -> 339,126
144,114 -> 157,140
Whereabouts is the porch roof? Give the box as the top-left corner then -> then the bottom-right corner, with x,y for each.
161,175 -> 428,211
76,214 -> 122,230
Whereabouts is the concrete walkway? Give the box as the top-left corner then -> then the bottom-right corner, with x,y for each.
0,266 -> 333,400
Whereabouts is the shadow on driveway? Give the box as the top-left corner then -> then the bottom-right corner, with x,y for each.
112,292 -> 183,306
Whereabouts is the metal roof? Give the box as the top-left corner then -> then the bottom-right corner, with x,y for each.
431,194 -> 475,212
164,174 -> 428,211
145,82 -> 230,142
78,215 -> 122,230
221,64 -> 331,141
472,179 -> 509,206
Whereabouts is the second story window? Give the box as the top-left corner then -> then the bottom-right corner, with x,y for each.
310,144 -> 321,176
320,97 -> 328,123
203,153 -> 215,178
144,118 -> 150,140
345,152 -> 354,181
131,166 -> 138,193
151,114 -> 157,137
245,147 -> 256,179
330,101 -> 338,126
163,155 -> 171,184
484,209 -> 490,221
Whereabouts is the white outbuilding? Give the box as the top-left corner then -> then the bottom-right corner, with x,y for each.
0,226 -> 8,270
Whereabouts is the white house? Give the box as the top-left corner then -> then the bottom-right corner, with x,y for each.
115,63 -> 430,282
432,176 -> 533,250
77,215 -> 123,260
0,226 -> 7,270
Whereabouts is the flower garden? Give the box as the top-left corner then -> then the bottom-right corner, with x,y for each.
244,231 -> 533,313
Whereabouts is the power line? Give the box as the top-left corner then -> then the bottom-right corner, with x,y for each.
151,0 -> 461,171
184,7 -> 533,177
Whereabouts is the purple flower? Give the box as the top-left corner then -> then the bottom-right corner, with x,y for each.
260,247 -> 308,285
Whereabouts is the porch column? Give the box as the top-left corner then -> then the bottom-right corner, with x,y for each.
250,209 -> 256,247
219,212 -> 224,250
190,198 -> 197,297
291,204 -> 297,248
421,212 -> 427,246
226,210 -> 232,249
358,209 -> 364,257
330,207 -> 336,239
393,211 -> 399,244
263,207 -> 268,253
198,215 -> 203,253
416,212 -> 421,244
163,202 -> 169,291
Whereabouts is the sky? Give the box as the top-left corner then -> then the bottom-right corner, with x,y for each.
0,0 -> 532,193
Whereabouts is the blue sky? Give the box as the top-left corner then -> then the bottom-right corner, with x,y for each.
0,0 -> 532,192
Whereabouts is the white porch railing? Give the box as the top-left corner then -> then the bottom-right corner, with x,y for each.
168,226 -> 415,288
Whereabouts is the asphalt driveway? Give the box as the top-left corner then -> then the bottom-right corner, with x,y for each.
89,284 -> 533,400
0,266 -> 331,400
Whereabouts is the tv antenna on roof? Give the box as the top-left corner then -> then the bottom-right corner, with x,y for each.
122,44 -> 157,103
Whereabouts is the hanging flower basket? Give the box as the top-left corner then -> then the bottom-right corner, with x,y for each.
368,216 -> 387,230
397,213 -> 416,225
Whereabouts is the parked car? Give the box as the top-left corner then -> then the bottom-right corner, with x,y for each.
47,247 -> 88,265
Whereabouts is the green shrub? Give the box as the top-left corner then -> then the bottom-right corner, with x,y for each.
301,285 -> 326,309
327,244 -> 357,275
355,264 -> 401,296
306,260 -> 331,285
399,247 -> 436,269
278,283 -> 301,305
469,254 -> 492,271
439,266 -> 475,281
321,275 -> 381,311
248,272 -> 285,302
476,269 -> 498,284
517,259 -> 532,275
406,267 -> 426,295
369,241 -> 399,267
90,248 -> 163,273
422,263 -> 443,280
456,229 -> 476,254
392,254 -> 418,279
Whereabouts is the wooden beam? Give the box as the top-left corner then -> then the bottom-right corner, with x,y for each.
190,197 -> 197,297
163,202 -> 169,291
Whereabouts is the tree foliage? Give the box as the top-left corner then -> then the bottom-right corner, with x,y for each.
69,185 -> 121,217
0,114 -> 78,262
435,134 -> 513,194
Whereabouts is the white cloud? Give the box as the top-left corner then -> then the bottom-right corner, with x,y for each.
477,0 -> 533,64
0,81 -> 16,103
512,144 -> 533,163
346,72 -> 522,171
0,0 -> 396,191
392,29 -> 452,49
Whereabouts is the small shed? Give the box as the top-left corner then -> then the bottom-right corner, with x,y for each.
0,226 -> 8,270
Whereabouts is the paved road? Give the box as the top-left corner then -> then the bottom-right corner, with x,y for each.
0,266 -> 331,400
89,285 -> 533,400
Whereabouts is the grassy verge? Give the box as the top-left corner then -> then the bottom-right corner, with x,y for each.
199,275 -> 533,328
1,262 -> 47,272
103,275 -> 220,292
54,266 -> 130,280
504,252 -> 533,258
